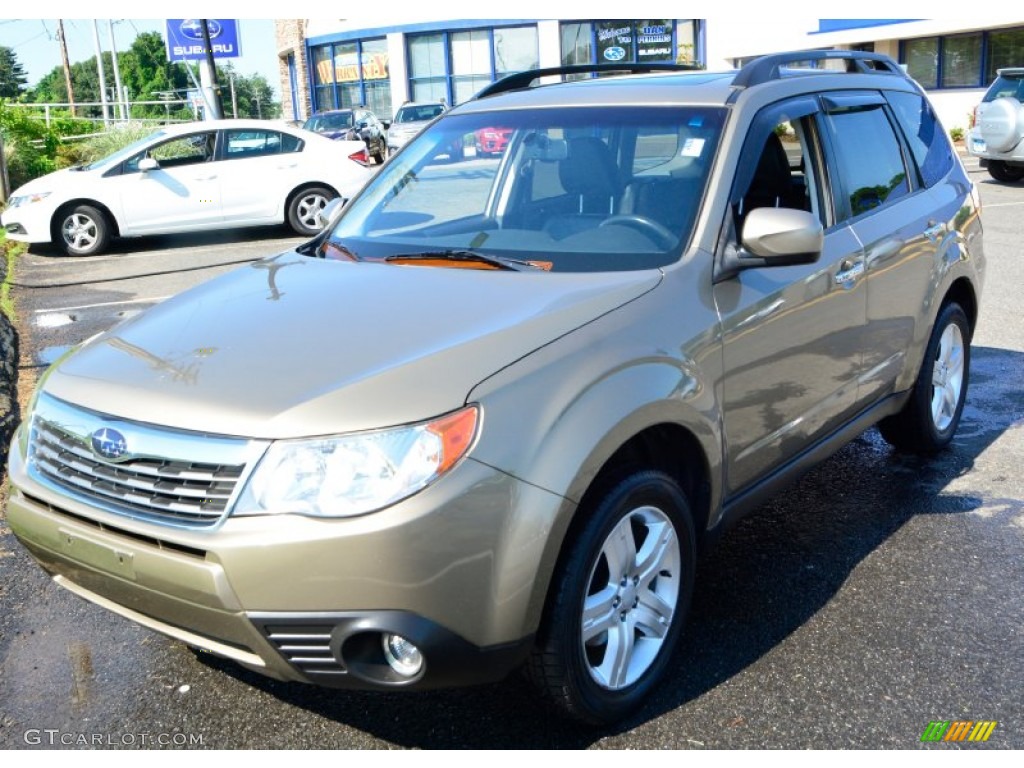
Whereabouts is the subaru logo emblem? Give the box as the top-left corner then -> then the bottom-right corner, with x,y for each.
179,19 -> 222,41
91,428 -> 128,460
603,46 -> 626,62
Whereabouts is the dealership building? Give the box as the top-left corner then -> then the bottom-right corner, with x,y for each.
276,17 -> 1024,133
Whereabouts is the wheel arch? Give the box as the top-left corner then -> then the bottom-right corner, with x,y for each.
943,276 -> 979,336
50,198 -> 121,241
283,182 -> 340,224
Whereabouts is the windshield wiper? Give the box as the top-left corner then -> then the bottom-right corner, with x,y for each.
384,250 -> 548,272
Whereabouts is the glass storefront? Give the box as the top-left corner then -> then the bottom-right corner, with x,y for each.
408,25 -> 540,106
306,20 -> 702,118
559,20 -> 701,69
309,38 -> 392,118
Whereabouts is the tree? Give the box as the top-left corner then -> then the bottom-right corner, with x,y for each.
31,31 -> 192,119
0,47 -> 29,99
220,63 -> 280,119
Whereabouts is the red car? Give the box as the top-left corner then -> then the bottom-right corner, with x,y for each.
475,126 -> 512,156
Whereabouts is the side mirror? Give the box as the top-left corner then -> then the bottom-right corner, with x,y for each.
716,207 -> 823,282
315,197 -> 346,230
138,157 -> 159,172
741,207 -> 822,263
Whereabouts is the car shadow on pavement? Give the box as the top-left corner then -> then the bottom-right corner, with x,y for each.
24,225 -> 303,259
194,345 -> 1023,748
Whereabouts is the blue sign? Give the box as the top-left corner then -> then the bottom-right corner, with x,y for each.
166,19 -> 241,61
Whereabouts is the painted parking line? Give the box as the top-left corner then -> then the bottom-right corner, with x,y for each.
35,296 -> 172,314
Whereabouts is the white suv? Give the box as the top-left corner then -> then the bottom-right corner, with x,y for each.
968,67 -> 1024,182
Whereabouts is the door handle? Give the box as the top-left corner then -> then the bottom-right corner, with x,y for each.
834,259 -> 865,285
924,220 -> 946,242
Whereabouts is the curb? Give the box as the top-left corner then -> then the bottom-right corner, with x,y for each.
1,251 -> 19,479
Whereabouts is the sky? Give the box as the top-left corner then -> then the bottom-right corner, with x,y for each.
0,18 -> 279,92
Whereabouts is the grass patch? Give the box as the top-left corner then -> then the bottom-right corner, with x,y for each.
1,231 -> 24,322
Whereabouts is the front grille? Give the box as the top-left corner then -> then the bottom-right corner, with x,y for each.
26,393 -> 266,530
261,624 -> 346,678
32,418 -> 243,526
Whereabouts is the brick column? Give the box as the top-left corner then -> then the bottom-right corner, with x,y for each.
276,20 -> 312,121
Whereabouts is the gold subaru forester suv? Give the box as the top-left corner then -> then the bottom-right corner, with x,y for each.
6,51 -> 984,724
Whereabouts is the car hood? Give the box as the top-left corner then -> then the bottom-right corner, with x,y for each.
10,166 -> 98,196
43,254 -> 661,439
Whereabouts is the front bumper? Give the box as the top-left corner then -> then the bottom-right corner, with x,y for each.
1,203 -> 53,244
6,436 -> 561,689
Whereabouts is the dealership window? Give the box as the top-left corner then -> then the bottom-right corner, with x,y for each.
407,25 -> 539,106
558,20 -> 702,72
494,26 -> 539,78
311,46 -> 337,110
941,34 -> 981,88
451,30 -> 491,105
309,38 -> 392,119
987,27 -> 1024,82
902,27 -> 1024,89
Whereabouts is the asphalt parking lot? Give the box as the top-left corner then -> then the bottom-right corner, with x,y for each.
0,154 -> 1021,749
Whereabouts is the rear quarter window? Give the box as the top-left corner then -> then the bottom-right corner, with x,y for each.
886,91 -> 954,188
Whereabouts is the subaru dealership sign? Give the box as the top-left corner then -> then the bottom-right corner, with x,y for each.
166,19 -> 241,61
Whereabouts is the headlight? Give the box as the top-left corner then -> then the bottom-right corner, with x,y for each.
8,191 -> 51,208
234,405 -> 478,518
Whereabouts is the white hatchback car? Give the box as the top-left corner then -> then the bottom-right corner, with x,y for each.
1,119 -> 374,255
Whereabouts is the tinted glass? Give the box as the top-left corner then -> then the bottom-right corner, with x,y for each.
940,34 -> 981,87
983,74 -> 1024,102
904,38 -> 938,89
886,91 -> 953,188
825,107 -> 909,218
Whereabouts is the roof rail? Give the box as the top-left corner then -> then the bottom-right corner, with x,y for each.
732,50 -> 905,90
474,62 -> 703,100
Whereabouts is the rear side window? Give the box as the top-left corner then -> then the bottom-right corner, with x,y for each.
886,91 -> 954,188
983,75 -> 1024,102
824,106 -> 909,219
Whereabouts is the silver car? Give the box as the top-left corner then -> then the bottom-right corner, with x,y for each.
6,51 -> 984,724
385,101 -> 447,156
967,67 -> 1024,182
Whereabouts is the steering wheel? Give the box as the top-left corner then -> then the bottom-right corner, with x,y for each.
598,215 -> 676,249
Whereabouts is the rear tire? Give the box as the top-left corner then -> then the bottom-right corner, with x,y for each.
527,470 -> 695,725
878,302 -> 971,453
987,160 -> 1024,183
287,186 -> 336,236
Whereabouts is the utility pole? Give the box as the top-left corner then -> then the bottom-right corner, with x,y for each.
199,20 -> 224,119
57,20 -> 76,117
107,20 -> 126,121
229,73 -> 238,118
91,20 -> 110,125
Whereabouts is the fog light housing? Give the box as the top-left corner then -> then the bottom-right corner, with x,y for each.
382,633 -> 423,678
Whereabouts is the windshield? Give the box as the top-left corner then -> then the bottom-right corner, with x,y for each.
328,106 -> 725,272
305,112 -> 354,132
395,104 -> 445,123
84,129 -> 168,171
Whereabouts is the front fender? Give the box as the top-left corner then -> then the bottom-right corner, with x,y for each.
467,292 -> 723,635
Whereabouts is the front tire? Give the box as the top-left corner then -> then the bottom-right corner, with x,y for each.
878,302 -> 971,453
287,186 -> 336,236
527,470 -> 696,724
58,204 -> 110,256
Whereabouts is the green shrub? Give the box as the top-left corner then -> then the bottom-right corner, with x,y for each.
0,102 -> 58,190
949,126 -> 965,142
